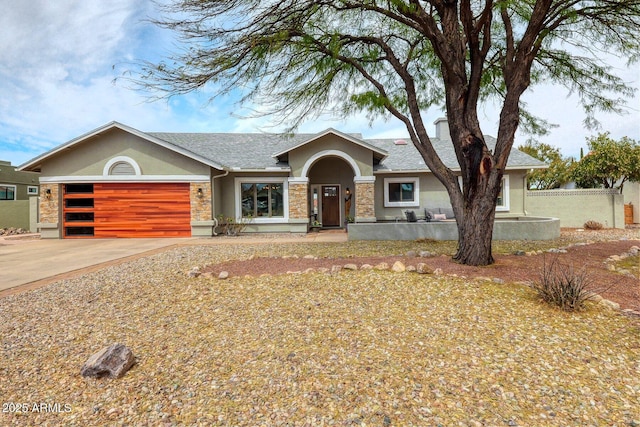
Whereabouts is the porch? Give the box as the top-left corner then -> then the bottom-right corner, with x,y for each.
347,216 -> 560,241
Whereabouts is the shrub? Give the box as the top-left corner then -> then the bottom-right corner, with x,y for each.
531,257 -> 597,311
583,220 -> 603,230
215,215 -> 252,236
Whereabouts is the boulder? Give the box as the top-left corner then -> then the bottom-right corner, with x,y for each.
81,343 -> 135,379
374,262 -> 389,270
601,299 -> 620,311
416,263 -> 433,274
391,261 -> 406,272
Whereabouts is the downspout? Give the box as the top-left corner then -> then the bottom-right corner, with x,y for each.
211,169 -> 229,236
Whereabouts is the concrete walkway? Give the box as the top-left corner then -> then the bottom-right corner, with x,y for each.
0,231 -> 347,297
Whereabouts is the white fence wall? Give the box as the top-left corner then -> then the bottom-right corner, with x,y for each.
526,189 -> 625,229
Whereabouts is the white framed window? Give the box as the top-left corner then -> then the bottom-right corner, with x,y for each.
384,177 -> 419,207
496,175 -> 510,211
27,186 -> 39,195
0,184 -> 16,200
457,175 -> 510,211
234,178 -> 288,222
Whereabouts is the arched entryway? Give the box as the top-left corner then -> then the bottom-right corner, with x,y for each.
304,152 -> 358,229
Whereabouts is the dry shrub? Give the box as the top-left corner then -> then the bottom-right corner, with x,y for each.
531,257 -> 598,311
584,220 -> 604,230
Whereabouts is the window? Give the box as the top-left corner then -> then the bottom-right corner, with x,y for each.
0,185 -> 16,200
27,186 -> 39,195
496,175 -> 510,211
109,161 -> 136,175
237,179 -> 286,220
384,177 -> 419,207
457,175 -> 510,211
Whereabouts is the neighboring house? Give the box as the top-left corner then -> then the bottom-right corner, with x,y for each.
0,160 -> 40,230
0,160 -> 40,201
18,119 -> 546,239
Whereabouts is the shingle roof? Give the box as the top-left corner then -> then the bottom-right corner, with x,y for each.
367,135 -> 547,171
19,121 -> 546,173
147,132 -> 307,170
150,131 -> 546,172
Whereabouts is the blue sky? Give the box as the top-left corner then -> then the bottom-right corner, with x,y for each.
1,0 -> 638,167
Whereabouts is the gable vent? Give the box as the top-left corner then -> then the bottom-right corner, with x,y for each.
109,161 -> 136,175
394,139 -> 407,145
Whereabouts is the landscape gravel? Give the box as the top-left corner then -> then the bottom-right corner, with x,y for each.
1,230 -> 639,426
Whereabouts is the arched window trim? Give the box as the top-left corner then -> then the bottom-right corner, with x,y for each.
103,156 -> 142,176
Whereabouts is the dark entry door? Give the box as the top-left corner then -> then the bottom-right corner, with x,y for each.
321,185 -> 340,227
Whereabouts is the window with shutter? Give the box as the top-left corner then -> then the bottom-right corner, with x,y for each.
109,161 -> 136,175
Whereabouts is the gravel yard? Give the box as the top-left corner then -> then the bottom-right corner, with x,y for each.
1,230 -> 639,426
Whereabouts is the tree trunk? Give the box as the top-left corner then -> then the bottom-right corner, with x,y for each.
453,197 -> 497,266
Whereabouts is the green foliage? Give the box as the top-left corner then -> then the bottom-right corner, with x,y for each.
133,1 -> 640,135
518,141 -> 574,189
571,133 -> 640,190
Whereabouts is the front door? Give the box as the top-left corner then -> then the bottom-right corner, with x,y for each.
321,185 -> 340,227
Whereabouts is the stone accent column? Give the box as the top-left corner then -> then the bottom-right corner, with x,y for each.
288,178 -> 309,221
354,176 -> 376,223
190,182 -> 212,221
38,183 -> 60,238
190,182 -> 214,237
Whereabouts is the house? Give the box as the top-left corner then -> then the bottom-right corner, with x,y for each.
0,160 -> 40,230
18,119 -> 546,238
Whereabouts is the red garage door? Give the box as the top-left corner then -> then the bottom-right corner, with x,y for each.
62,183 -> 191,238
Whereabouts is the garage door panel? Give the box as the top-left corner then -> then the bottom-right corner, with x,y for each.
63,183 -> 192,238
94,183 -> 191,238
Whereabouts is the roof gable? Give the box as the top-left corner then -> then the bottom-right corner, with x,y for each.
19,122 -> 227,172
271,128 -> 388,161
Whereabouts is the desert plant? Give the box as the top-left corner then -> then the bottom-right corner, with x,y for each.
531,257 -> 597,311
583,220 -> 604,230
216,215 -> 252,236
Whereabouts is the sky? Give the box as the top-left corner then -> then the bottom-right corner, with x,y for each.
1,0 -> 638,167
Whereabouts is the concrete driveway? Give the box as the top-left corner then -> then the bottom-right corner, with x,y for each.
0,232 -> 347,297
0,237 -> 187,296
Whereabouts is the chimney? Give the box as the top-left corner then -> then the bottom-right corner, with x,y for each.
434,117 -> 450,141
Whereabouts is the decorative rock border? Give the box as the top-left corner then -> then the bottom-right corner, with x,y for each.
187,242 -> 640,317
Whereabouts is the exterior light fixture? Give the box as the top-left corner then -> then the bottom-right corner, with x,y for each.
197,188 -> 204,198
45,189 -> 52,200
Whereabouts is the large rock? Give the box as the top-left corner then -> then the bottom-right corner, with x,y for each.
416,263 -> 433,274
81,343 -> 135,379
391,261 -> 406,272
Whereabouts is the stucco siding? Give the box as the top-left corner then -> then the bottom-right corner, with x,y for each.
288,134 -> 374,177
40,128 -> 209,177
0,200 -> 31,229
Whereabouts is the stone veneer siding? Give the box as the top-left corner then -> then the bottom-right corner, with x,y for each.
288,182 -> 309,220
355,181 -> 375,221
190,182 -> 212,221
39,183 -> 59,224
